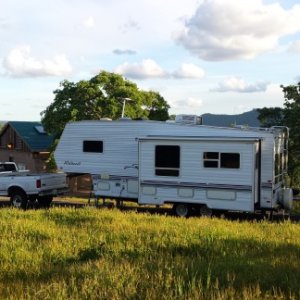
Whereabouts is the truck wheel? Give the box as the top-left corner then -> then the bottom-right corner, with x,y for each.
38,196 -> 53,208
11,190 -> 28,209
173,203 -> 190,217
199,205 -> 212,217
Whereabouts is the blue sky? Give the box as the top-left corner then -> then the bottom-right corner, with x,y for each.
1,0 -> 300,121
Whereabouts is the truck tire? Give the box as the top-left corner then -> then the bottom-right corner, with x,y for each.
38,196 -> 53,208
11,190 -> 28,210
173,203 -> 190,217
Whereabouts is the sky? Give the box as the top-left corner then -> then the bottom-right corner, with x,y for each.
1,0 -> 300,121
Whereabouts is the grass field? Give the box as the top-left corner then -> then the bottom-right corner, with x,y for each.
0,207 -> 299,299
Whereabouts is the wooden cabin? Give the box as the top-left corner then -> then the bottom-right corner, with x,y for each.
0,121 -> 54,172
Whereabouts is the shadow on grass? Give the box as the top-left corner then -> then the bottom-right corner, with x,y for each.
44,211 -> 97,226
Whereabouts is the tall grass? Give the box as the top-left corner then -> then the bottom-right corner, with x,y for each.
0,207 -> 299,299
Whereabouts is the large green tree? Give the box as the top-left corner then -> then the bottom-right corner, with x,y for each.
281,83 -> 300,186
41,71 -> 170,137
257,83 -> 300,186
256,107 -> 284,128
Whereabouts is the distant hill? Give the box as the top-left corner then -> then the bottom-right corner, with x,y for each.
202,109 -> 260,127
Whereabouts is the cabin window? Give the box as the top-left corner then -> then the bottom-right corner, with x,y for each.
203,152 -> 240,169
155,145 -> 180,176
83,140 -> 103,153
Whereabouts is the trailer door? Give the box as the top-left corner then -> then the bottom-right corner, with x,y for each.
254,140 -> 261,206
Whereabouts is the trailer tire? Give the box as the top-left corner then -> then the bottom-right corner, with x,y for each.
10,190 -> 28,210
199,205 -> 212,217
173,203 -> 190,217
263,210 -> 274,221
38,196 -> 53,208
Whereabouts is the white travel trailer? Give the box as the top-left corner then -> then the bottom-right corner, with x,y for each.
54,118 -> 293,216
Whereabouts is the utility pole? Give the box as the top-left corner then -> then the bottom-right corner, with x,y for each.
120,97 -> 133,118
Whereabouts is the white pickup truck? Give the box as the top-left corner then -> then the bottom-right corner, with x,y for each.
0,162 -> 68,209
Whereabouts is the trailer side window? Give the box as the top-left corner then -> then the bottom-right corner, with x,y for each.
83,141 -> 103,153
203,152 -> 240,169
275,153 -> 281,183
155,145 -> 180,176
220,153 -> 240,168
203,152 -> 219,168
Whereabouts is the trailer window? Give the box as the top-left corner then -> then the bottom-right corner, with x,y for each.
203,152 -> 219,168
275,153 -> 281,183
155,145 -> 180,176
83,141 -> 103,153
203,152 -> 240,169
221,153 -> 240,168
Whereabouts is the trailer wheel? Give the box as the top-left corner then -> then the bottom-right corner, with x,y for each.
263,210 -> 274,221
199,205 -> 212,217
11,190 -> 28,209
174,203 -> 190,217
38,196 -> 53,208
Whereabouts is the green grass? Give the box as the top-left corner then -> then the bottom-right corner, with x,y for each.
0,207 -> 299,299
292,200 -> 300,214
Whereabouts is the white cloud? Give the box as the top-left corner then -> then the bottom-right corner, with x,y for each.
172,97 -> 203,111
173,63 -> 205,79
114,59 -> 168,79
83,16 -> 95,29
2,45 -> 72,77
289,40 -> 300,53
211,77 -> 269,93
115,60 -> 206,80
113,49 -> 137,55
120,18 -> 141,33
186,97 -> 203,109
176,0 -> 300,61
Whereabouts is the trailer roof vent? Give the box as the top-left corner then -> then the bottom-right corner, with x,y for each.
118,117 -> 132,121
175,114 -> 202,125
